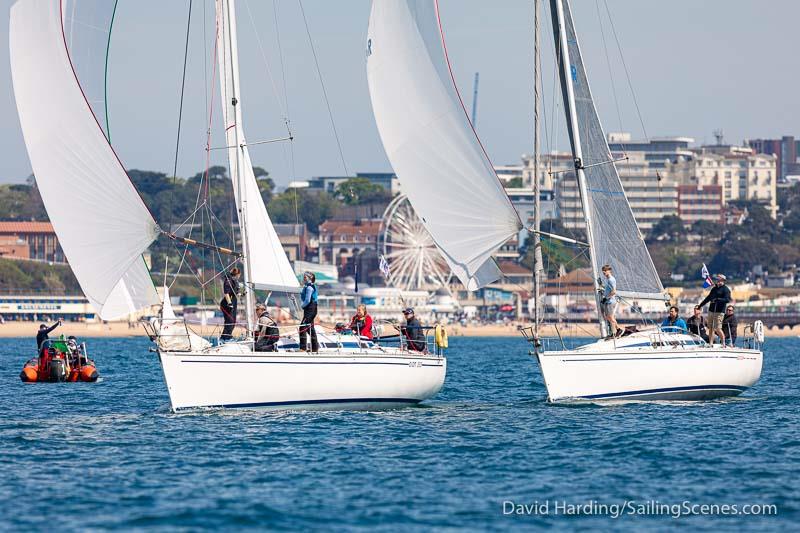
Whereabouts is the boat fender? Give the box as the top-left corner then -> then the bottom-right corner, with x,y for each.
20,366 -> 38,382
80,366 -> 99,382
753,320 -> 765,343
434,324 -> 448,349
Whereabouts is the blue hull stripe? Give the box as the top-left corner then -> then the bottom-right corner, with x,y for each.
582,384 -> 748,400
175,397 -> 422,411
564,355 -> 744,362
179,360 -> 442,367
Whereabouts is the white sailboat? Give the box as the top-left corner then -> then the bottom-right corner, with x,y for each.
366,0 -> 764,402
11,0 -> 445,412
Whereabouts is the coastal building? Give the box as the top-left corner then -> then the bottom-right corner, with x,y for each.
0,294 -> 95,321
290,172 -> 401,196
273,223 -> 308,262
0,236 -> 29,260
550,135 -> 693,231
748,136 -> 800,181
494,164 -> 524,185
0,221 -> 64,263
666,148 -> 778,218
677,184 -> 723,224
317,219 -> 381,270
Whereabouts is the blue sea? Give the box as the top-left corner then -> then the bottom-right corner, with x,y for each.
0,335 -> 797,531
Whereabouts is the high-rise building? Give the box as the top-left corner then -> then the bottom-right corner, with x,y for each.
667,148 -> 777,218
748,136 -> 800,181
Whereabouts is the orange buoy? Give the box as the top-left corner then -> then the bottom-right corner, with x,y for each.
68,368 -> 79,382
80,365 -> 99,382
20,366 -> 38,382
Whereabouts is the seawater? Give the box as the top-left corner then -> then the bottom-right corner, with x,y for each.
0,336 -> 797,531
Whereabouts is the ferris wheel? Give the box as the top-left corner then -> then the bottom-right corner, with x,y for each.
380,194 -> 452,291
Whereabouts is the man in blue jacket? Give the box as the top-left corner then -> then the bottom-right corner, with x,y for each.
661,305 -> 688,334
299,272 -> 319,353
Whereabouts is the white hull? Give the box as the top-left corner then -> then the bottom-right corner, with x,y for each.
536,331 -> 763,402
157,338 -> 446,412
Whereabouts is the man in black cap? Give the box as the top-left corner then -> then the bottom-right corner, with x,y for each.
400,308 -> 425,352
37,319 -> 61,351
698,273 -> 732,346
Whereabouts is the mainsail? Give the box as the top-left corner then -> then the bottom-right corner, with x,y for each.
216,0 -> 300,294
551,0 -> 664,300
10,0 -> 160,319
367,0 -> 522,291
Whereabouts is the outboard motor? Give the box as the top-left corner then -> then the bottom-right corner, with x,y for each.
48,358 -> 68,382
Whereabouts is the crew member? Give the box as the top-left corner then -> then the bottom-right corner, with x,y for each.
349,304 -> 373,339
299,272 -> 319,353
37,319 -> 61,350
698,273 -> 732,346
219,267 -> 241,341
686,306 -> 708,341
401,307 -> 425,352
661,305 -> 688,333
722,305 -> 738,346
600,264 -> 622,339
254,303 -> 279,352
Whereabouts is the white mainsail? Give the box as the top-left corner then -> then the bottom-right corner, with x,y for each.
367,0 -> 522,291
10,0 -> 160,320
216,0 -> 301,294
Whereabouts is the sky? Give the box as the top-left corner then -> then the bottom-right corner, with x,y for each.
1,0 -> 798,186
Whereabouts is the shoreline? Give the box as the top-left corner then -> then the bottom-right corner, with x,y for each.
1,321 -> 799,339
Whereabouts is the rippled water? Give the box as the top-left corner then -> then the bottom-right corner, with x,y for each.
0,335 -> 797,531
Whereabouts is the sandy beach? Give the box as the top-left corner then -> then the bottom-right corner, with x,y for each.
1,320 -> 798,339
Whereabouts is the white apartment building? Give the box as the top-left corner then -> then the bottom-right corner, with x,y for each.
666,148 -> 777,218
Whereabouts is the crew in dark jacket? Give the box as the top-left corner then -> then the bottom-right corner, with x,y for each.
698,274 -> 732,346
37,320 -> 61,350
254,303 -> 279,352
299,272 -> 319,353
219,267 -> 241,341
401,307 -> 425,352
685,306 -> 708,342
722,305 -> 738,346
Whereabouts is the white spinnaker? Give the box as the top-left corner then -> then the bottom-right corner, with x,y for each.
367,0 -> 522,290
216,0 -> 300,293
10,0 -> 159,320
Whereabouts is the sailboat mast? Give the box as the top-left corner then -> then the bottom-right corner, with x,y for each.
220,0 -> 255,335
552,0 -> 606,336
532,0 -> 543,339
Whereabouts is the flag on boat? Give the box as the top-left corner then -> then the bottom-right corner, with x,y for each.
379,254 -> 390,278
701,263 -> 713,288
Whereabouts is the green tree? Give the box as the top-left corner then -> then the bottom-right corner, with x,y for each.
503,177 -> 524,188
335,178 -> 390,205
268,189 -> 342,230
648,215 -> 685,242
253,167 -> 275,203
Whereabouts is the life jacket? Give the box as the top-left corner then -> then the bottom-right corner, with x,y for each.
303,282 -> 318,305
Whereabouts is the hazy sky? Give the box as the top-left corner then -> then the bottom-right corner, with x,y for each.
1,0 -> 798,186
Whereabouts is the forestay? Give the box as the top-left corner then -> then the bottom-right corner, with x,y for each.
367,0 -> 522,291
10,0 -> 160,319
552,0 -> 664,300
216,0 -> 300,294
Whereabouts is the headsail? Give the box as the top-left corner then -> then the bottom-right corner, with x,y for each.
551,0 -> 664,300
10,0 -> 160,319
216,0 -> 301,294
367,0 -> 522,291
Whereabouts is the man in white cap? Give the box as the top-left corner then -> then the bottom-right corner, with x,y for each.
698,273 -> 732,346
